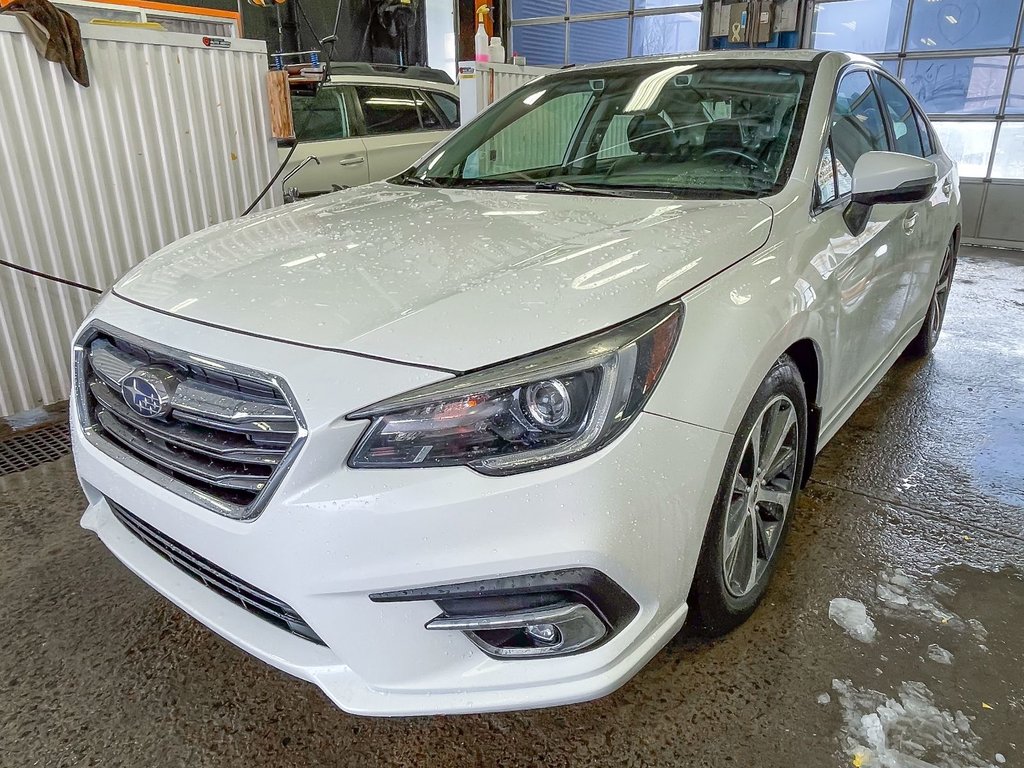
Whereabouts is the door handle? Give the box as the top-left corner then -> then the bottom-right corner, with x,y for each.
942,179 -> 952,196
338,156 -> 366,167
903,211 -> 919,234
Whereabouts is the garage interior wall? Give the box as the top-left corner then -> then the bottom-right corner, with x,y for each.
806,0 -> 1024,248
0,18 -> 278,417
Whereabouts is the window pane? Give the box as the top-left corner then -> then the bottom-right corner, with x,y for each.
876,76 -> 924,156
877,59 -> 899,77
817,143 -> 837,205
809,0 -> 908,54
902,57 -> 1009,115
1007,58 -> 1024,114
513,23 -> 566,66
569,0 -> 627,14
292,88 -> 348,142
464,90 -> 593,177
931,121 -> 996,177
632,11 -> 701,56
511,0 -> 565,20
568,17 -> 628,64
831,71 -> 889,194
914,107 -> 933,156
991,124 -> 1024,179
634,0 -> 701,8
357,87 -> 422,135
907,1 -> 1018,51
418,97 -> 442,129
430,92 -> 460,126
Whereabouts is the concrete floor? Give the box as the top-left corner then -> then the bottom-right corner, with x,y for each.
1,246 -> 1021,768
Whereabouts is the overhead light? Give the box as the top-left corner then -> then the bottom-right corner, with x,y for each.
945,14 -> 958,23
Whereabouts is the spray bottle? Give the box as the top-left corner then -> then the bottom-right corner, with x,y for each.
475,6 -> 490,62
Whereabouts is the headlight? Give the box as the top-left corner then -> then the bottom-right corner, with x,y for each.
346,301 -> 682,475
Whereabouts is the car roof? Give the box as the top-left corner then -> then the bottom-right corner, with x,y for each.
325,74 -> 459,94
571,48 -> 872,72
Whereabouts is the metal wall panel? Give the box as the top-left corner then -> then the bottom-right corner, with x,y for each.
0,17 -> 280,417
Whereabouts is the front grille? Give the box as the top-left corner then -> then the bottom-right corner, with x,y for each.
109,500 -> 324,645
77,326 -> 303,519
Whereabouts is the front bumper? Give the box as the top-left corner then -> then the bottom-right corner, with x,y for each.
72,296 -> 731,715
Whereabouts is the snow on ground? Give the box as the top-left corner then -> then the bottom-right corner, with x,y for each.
831,679 -> 997,768
829,597 -> 878,643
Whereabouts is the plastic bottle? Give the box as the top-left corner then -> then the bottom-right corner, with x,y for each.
488,36 -> 505,64
475,7 -> 490,63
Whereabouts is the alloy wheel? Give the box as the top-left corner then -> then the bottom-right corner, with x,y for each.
929,244 -> 955,340
721,394 -> 800,598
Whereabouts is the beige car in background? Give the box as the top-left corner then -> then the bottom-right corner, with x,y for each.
280,63 -> 459,199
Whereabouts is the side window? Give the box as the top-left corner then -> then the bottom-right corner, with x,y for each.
831,71 -> 889,196
913,105 -> 934,156
428,92 -> 460,127
291,88 -> 349,142
417,92 -> 443,130
876,75 -> 925,157
816,140 -> 837,206
357,86 -> 423,134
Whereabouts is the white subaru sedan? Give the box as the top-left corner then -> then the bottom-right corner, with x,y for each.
71,50 -> 960,716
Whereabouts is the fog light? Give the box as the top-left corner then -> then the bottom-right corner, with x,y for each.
525,623 -> 560,645
425,602 -> 606,658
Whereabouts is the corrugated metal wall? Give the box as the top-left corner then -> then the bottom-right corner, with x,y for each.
0,17 -> 280,416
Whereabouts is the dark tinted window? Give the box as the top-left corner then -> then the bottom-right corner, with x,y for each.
429,92 -> 460,126
913,106 -> 933,156
357,86 -> 423,134
291,87 -> 349,141
877,75 -> 925,157
831,71 -> 889,195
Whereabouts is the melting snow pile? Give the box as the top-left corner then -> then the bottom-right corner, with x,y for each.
926,644 -> 954,665
831,679 -> 997,768
829,597 -> 878,643
875,569 -> 988,643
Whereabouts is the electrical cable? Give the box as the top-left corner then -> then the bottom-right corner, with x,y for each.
242,139 -> 299,216
0,258 -> 103,294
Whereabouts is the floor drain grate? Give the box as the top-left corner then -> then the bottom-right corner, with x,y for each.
0,422 -> 72,476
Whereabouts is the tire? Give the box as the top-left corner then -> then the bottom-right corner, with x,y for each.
688,355 -> 808,637
905,236 -> 957,359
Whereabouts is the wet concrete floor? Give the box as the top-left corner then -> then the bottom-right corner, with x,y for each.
0,246 -> 1021,767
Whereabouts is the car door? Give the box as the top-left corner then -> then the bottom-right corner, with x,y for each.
809,69 -> 912,413
353,85 -> 453,180
280,85 -> 369,197
874,73 -> 955,328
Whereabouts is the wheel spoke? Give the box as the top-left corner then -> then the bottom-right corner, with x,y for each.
764,445 -> 796,481
759,403 -> 795,476
757,486 -> 791,513
745,506 -> 760,593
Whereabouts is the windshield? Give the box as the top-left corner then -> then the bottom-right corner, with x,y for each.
400,63 -> 810,198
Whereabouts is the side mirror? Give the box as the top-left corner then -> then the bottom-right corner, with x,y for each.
844,151 -> 937,235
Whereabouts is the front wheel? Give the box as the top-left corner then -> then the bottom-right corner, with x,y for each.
905,237 -> 957,358
688,355 -> 808,636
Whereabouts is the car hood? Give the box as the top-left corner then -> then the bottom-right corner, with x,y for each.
114,183 -> 773,371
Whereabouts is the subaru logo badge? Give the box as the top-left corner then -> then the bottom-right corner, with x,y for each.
121,367 -> 178,418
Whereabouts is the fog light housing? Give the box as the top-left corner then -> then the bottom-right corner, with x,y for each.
369,568 -> 639,660
425,603 -> 606,658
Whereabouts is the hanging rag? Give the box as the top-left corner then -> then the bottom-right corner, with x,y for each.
1,0 -> 89,87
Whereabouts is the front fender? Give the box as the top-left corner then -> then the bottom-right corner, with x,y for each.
645,241 -> 831,436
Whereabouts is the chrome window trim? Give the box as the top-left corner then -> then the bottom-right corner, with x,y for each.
73,320 -> 308,522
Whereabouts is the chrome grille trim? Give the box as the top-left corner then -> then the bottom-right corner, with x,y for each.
74,321 -> 307,520
108,499 -> 325,645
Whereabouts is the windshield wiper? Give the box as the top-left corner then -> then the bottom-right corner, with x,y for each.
396,175 -> 445,188
533,181 -> 674,198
